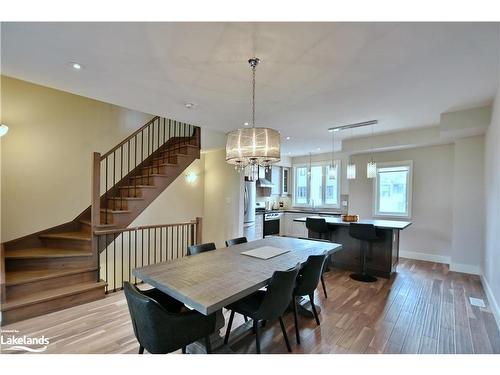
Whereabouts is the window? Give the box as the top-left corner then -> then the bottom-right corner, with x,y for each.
374,161 -> 412,218
293,161 -> 341,208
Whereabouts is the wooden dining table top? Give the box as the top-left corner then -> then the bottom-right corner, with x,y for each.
133,236 -> 342,315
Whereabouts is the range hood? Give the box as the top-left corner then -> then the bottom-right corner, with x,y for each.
256,177 -> 274,188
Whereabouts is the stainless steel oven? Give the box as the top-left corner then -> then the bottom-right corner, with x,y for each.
263,212 -> 282,237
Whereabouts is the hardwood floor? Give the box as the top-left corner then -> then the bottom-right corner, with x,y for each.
2,258 -> 499,354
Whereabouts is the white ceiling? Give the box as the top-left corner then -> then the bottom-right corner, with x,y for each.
2,22 -> 499,155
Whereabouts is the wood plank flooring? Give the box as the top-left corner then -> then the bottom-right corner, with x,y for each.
1,258 -> 499,354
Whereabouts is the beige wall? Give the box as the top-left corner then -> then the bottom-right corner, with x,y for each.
0,76 -> 153,241
202,149 -> 244,248
131,157 -> 205,227
349,144 -> 455,263
483,78 -> 500,324
0,76 -> 235,246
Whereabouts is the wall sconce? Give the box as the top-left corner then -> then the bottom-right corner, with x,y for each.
0,124 -> 9,137
185,171 -> 198,184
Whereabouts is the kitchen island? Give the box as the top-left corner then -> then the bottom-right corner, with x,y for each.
294,216 -> 412,278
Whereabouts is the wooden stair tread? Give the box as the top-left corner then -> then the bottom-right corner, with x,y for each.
6,267 -> 98,286
5,248 -> 93,259
79,219 -> 116,228
119,185 -> 156,189
1,281 -> 107,311
39,231 -> 91,241
130,174 -> 168,179
100,209 -> 132,214
107,197 -> 143,201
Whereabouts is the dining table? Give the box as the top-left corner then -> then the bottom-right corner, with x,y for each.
132,236 -> 342,353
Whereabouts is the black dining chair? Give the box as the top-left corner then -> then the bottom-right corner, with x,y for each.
349,223 -> 379,282
187,242 -> 216,256
124,282 -> 216,354
224,264 -> 301,353
302,219 -> 331,300
291,253 -> 328,344
225,236 -> 248,247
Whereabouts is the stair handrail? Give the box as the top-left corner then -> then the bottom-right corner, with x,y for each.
100,116 -> 159,160
90,116 -> 201,268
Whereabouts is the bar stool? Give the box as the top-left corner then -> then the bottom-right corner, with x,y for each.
305,218 -> 330,298
349,223 -> 378,283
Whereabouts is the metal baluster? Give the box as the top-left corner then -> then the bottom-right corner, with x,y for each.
157,117 -> 160,153
128,231 -> 131,285
113,234 -> 116,292
171,226 -> 174,260
121,232 -> 124,289
113,151 -> 116,210
105,158 -> 108,224
154,228 -> 157,264
176,225 -> 179,259
105,234 -> 109,293
134,230 -> 138,284
148,228 -> 151,265
142,229 -> 145,267
97,235 -> 101,282
182,224 -> 185,257
134,136 -> 137,197
159,226 -> 163,262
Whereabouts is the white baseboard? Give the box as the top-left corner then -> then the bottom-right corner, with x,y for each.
480,274 -> 500,330
449,262 -> 482,275
399,250 -> 451,264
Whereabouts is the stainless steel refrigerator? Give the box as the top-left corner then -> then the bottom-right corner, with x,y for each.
244,180 -> 256,224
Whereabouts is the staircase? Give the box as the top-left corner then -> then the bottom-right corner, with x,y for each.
0,117 -> 201,325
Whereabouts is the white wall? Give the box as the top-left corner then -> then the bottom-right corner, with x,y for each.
451,136 -> 484,274
483,81 -> 500,325
349,144 -> 455,263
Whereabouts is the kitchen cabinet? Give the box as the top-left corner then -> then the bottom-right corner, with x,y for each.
281,167 -> 290,196
283,212 -> 308,237
244,214 -> 264,241
270,166 -> 281,195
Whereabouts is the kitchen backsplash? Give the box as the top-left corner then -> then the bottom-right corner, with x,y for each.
256,195 -> 292,210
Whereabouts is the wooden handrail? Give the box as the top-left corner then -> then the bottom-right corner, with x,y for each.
100,116 -> 160,160
94,219 -> 198,236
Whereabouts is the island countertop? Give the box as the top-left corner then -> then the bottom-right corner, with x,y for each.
293,216 -> 412,230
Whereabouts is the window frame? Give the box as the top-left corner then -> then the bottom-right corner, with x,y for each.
292,160 -> 341,209
372,160 -> 413,219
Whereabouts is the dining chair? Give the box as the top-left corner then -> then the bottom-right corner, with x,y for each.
225,236 -> 248,247
124,282 -> 216,354
291,253 -> 328,344
187,242 -> 216,256
224,264 -> 301,353
298,236 -> 329,299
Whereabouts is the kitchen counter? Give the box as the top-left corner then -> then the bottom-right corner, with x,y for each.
256,209 -> 342,215
293,215 -> 412,278
293,216 -> 411,230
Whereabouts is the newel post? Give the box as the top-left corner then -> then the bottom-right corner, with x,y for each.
195,217 -> 203,244
91,152 -> 101,276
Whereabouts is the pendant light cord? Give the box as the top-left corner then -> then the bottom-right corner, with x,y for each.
252,63 -> 256,127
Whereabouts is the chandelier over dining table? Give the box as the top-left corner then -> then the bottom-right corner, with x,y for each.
225,58 -> 281,179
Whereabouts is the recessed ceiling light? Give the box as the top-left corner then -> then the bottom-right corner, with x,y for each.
70,62 -> 82,70
243,122 -> 249,126
185,103 -> 195,109
286,136 -> 291,140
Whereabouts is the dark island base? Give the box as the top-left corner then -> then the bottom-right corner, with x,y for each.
310,225 -> 400,279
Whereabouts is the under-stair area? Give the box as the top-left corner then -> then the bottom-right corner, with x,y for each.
0,116 -> 201,325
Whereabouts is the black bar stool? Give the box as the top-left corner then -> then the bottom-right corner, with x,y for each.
349,223 -> 378,283
305,218 -> 330,298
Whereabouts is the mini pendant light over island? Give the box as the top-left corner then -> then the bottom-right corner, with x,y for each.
225,58 -> 281,180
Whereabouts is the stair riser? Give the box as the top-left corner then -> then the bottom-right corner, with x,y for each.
40,238 -> 91,251
1,287 -> 105,326
106,199 -> 143,211
142,165 -> 177,175
118,187 -> 149,198
100,211 -> 134,228
157,145 -> 199,159
7,270 -> 98,300
129,175 -> 172,186
6,257 -> 95,271
151,154 -> 189,166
